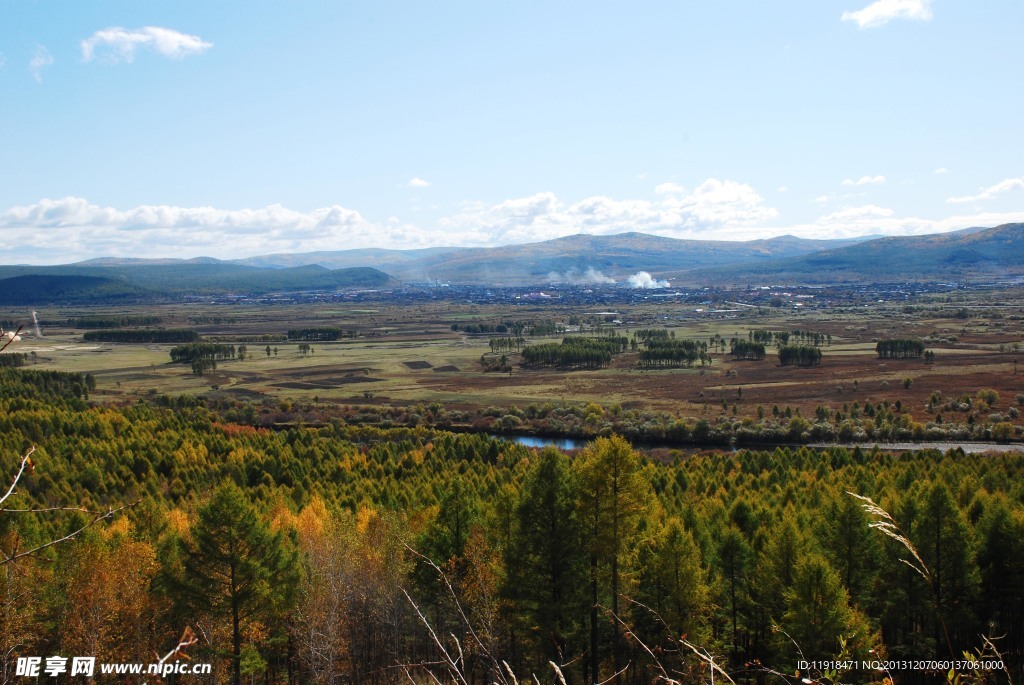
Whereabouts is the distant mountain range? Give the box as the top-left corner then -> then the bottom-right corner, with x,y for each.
231,224 -> 1024,285
0,223 -> 1021,303
234,232 -> 875,284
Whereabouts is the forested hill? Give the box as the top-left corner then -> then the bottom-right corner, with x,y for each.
0,261 -> 398,304
696,222 -> 1024,284
2,367 -> 1023,683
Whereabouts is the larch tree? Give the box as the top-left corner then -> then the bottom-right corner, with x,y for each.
175,482 -> 299,685
574,436 -> 653,685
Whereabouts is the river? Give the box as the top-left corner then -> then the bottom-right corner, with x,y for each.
493,434 -> 1024,454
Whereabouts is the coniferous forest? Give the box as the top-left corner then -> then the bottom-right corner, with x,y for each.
2,368 -> 1023,684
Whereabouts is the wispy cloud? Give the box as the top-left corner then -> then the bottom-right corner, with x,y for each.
934,167 -> 949,174
29,45 -> 54,82
842,0 -> 933,28
947,178 -> 1024,204
407,177 -> 432,188
841,175 -> 886,186
81,26 -> 212,63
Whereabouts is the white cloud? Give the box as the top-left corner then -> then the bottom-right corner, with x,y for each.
81,26 -> 212,63
0,197 -> 419,263
934,167 -> 949,174
842,0 -> 933,28
777,186 -> 788,193
947,178 -> 1024,204
407,178 -> 432,188
3,191 -> 1021,265
29,45 -> 54,82
841,175 -> 886,186
436,179 -> 779,245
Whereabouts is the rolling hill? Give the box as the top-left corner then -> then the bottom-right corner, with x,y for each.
0,262 -> 399,305
695,222 -> 1024,284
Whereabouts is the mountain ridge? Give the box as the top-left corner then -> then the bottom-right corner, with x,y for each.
2,224 -> 1021,302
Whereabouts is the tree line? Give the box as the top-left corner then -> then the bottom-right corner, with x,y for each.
287,327 -> 359,341
83,328 -> 200,343
70,315 -> 162,328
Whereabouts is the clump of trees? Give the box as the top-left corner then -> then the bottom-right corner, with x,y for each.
521,337 -> 627,369
638,339 -> 710,368
488,337 -> 525,353
749,329 -> 829,348
876,338 -> 926,359
730,339 -> 766,360
778,345 -> 822,366
169,342 -> 238,364
0,352 -> 28,368
170,342 -> 239,376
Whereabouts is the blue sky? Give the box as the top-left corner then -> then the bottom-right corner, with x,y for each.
1,0 -> 1022,263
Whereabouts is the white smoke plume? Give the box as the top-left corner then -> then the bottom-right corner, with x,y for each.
32,311 -> 43,337
627,271 -> 670,289
547,267 -> 616,285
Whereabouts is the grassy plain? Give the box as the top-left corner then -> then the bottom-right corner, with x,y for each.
7,287 -> 1024,427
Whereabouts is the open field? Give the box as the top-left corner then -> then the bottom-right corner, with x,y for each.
7,285 -> 1024,429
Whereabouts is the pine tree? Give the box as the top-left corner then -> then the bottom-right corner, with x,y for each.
506,447 -> 586,668
176,482 -> 299,685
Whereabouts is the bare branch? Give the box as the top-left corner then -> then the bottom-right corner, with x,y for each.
0,505 -> 124,516
1,500 -> 140,565
0,448 -> 35,508
0,325 -> 24,353
157,626 -> 198,666
400,587 -> 469,685
404,544 -> 506,683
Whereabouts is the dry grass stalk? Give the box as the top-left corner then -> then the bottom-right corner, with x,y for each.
846,491 -> 930,582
